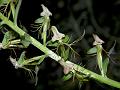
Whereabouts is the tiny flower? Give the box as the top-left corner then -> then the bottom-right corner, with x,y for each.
63,61 -> 74,74
51,26 -> 65,42
93,34 -> 104,45
40,4 -> 52,17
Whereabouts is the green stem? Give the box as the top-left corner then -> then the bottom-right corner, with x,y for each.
0,12 -> 120,88
14,0 -> 22,25
65,61 -> 120,88
42,16 -> 49,46
0,12 -> 61,61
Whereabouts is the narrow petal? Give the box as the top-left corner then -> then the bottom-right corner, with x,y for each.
51,26 -> 65,42
93,34 -> 104,45
40,4 -> 52,17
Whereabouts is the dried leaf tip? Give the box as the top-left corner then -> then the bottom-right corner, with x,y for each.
93,34 -> 104,45
51,26 -> 65,42
40,4 -> 52,17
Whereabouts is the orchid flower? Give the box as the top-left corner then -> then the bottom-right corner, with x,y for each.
51,26 -> 65,42
93,34 -> 104,45
40,4 -> 52,17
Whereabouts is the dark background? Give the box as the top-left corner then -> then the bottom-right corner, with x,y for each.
0,0 -> 120,90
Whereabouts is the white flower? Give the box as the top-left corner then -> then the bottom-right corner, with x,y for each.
51,26 -> 65,42
40,4 -> 52,17
93,34 -> 104,45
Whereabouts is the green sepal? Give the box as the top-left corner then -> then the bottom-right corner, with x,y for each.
76,73 -> 89,82
102,57 -> 109,77
22,55 -> 46,65
62,73 -> 72,81
60,46 -> 70,61
17,51 -> 26,65
62,35 -> 70,43
20,33 -> 31,48
87,46 -> 97,54
34,17 -> 45,24
47,40 -> 60,47
0,0 -> 10,6
2,31 -> 18,48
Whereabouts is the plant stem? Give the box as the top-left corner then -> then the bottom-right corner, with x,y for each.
0,12 -> 120,88
0,12 -> 61,61
14,0 -> 22,25
65,61 -> 120,88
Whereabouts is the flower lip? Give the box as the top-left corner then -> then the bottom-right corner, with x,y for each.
40,4 -> 52,17
51,26 -> 65,42
93,34 -> 104,45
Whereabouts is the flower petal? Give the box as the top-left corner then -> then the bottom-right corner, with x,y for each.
40,4 -> 52,17
93,34 -> 104,45
51,26 -> 65,42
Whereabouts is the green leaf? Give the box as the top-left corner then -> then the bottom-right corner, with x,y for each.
96,45 -> 104,76
76,73 -> 89,82
60,45 -> 66,59
21,33 -> 31,48
62,74 -> 72,81
47,40 -> 59,47
0,0 -> 10,6
34,17 -> 45,24
17,51 -> 26,65
41,17 -> 50,46
63,47 -> 70,60
0,21 -> 5,26
102,57 -> 109,77
2,31 -> 18,48
23,55 -> 46,65
108,41 -> 116,55
10,2 -> 15,19
87,47 -> 97,54
62,35 -> 70,43
59,45 -> 70,61
37,55 -> 46,64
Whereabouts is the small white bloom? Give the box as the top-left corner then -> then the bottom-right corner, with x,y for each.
93,34 -> 104,45
40,4 -> 52,17
51,26 -> 65,42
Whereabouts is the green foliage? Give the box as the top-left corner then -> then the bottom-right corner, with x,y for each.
20,33 -> 31,48
17,51 -> 26,65
75,73 -> 89,82
96,45 -> 104,76
2,31 -> 19,48
34,17 -> 45,24
87,46 -> 97,54
23,55 -> 46,65
63,73 -> 73,81
0,0 -> 10,6
102,57 -> 109,77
